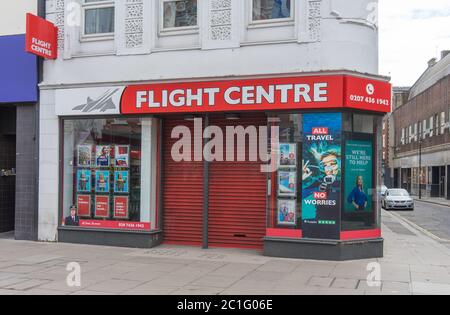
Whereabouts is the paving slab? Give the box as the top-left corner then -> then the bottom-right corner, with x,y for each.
307,276 -> 334,288
412,281 -> 450,295
84,279 -> 144,294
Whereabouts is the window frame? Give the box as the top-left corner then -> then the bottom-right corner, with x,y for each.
159,0 -> 200,36
81,0 -> 115,42
249,0 -> 295,28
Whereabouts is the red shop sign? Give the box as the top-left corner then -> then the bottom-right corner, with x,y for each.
25,13 -> 58,59
79,220 -> 151,231
344,76 -> 392,112
120,75 -> 391,115
95,195 -> 110,218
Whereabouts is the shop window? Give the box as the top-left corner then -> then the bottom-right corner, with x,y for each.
267,113 -> 344,240
61,118 -> 158,232
161,0 -> 198,32
267,114 -> 302,232
342,127 -> 379,232
83,0 -> 115,38
251,0 -> 293,23
353,114 -> 374,134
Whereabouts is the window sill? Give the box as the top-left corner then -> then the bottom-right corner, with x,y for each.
248,19 -> 295,29
80,34 -> 115,43
158,27 -> 199,37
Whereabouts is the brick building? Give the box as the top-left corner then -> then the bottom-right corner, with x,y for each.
392,51 -> 450,199
382,87 -> 409,188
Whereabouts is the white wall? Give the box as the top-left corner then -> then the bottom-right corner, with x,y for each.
0,0 -> 37,36
42,0 -> 379,87
38,89 -> 60,242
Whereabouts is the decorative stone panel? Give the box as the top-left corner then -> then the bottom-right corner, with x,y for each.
46,0 -> 65,51
308,0 -> 322,42
202,0 -> 239,49
124,0 -> 144,49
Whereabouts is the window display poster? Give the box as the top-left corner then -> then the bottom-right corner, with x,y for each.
114,196 -> 129,219
77,145 -> 92,167
95,170 -> 110,193
301,113 -> 342,239
115,145 -> 130,168
114,171 -> 129,193
95,195 -> 110,218
278,171 -> 296,197
277,199 -> 296,226
77,195 -> 91,217
96,145 -> 111,167
77,170 -> 91,192
344,140 -> 373,213
279,143 -> 297,167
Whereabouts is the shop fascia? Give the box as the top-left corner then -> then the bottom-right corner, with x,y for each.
134,82 -> 329,109
120,74 -> 392,115
56,74 -> 392,117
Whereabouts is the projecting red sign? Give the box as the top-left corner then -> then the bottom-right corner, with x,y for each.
120,75 -> 392,115
25,13 -> 58,59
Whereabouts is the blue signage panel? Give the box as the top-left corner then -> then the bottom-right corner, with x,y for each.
0,34 -> 38,104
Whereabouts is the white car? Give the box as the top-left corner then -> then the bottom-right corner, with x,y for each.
382,189 -> 414,211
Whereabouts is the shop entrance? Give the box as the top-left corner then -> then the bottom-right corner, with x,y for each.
0,107 -> 16,234
162,114 -> 267,249
162,117 -> 204,246
208,114 -> 267,249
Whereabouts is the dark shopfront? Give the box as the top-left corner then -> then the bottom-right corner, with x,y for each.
0,34 -> 39,240
56,72 -> 391,260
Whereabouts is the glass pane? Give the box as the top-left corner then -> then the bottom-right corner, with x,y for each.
267,114 -> 302,231
85,7 -> 115,35
62,118 -> 154,231
353,114 -> 374,134
341,115 -> 381,232
163,0 -> 198,29
253,0 -> 292,21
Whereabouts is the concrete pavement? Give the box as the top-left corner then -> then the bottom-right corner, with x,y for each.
0,210 -> 450,295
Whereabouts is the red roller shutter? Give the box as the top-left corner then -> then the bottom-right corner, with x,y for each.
163,118 -> 204,246
208,114 -> 267,249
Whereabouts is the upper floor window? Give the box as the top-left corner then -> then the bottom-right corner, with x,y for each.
83,0 -> 115,37
440,111 -> 446,135
252,0 -> 293,22
162,0 -> 198,31
434,113 -> 439,136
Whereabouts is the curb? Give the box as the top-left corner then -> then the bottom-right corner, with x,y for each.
413,199 -> 450,208
387,210 -> 450,244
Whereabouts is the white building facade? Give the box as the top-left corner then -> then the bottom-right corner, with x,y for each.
40,0 -> 389,260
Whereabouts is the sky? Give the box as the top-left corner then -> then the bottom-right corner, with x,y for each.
379,0 -> 450,87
